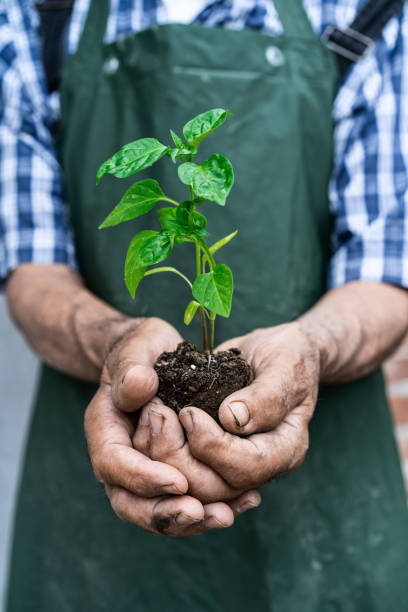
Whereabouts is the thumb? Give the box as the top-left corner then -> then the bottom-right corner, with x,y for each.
111,362 -> 159,413
218,368 -> 293,435
104,318 -> 182,413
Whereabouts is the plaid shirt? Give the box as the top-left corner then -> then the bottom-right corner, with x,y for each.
1,0 -> 408,289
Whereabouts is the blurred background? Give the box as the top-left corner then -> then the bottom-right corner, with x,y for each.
0,296 -> 407,607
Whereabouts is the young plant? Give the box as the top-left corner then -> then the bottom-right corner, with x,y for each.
97,108 -> 237,353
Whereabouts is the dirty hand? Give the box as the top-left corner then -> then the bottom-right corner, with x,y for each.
85,317 -> 259,536
177,322 -> 320,490
133,399 -> 261,510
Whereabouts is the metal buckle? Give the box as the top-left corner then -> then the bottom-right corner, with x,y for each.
322,25 -> 374,63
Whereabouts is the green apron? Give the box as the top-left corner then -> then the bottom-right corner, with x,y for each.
7,1 -> 408,610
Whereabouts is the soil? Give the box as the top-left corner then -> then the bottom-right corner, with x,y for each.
154,340 -> 253,422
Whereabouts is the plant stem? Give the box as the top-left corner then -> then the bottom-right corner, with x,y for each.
209,313 -> 216,353
195,242 -> 209,351
200,240 -> 216,271
200,308 -> 209,352
163,197 -> 179,206
191,183 -> 209,352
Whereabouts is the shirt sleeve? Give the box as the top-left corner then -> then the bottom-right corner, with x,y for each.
0,2 -> 77,288
328,8 -> 408,290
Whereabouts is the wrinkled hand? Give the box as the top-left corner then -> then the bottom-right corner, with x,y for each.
133,399 -> 261,510
85,317 -> 259,536
177,323 -> 320,490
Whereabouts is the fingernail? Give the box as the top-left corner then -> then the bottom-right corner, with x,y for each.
161,484 -> 183,495
149,409 -> 164,436
175,512 -> 199,527
180,410 -> 194,433
237,499 -> 261,515
228,401 -> 250,427
204,516 -> 230,529
139,409 -> 149,427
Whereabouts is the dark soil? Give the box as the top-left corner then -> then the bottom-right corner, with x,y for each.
154,340 -> 252,422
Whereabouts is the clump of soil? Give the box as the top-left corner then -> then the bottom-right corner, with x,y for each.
154,340 -> 252,422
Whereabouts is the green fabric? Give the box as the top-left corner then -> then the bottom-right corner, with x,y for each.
6,1 -> 408,610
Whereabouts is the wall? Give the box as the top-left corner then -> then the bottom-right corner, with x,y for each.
0,296 -> 37,609
384,338 -> 408,494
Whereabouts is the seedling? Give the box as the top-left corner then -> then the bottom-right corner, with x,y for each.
97,108 -> 236,353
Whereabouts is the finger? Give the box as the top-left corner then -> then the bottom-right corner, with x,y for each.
178,492 -> 261,537
85,387 -> 188,497
147,402 -> 185,457
132,401 -> 160,455
179,406 -> 310,489
106,486 -> 205,536
144,403 -> 243,503
218,363 -> 310,435
194,502 -> 234,531
228,490 -> 262,517
172,502 -> 235,537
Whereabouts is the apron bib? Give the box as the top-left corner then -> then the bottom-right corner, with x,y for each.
7,1 -> 408,610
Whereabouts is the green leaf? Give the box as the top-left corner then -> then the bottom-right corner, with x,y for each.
178,154 -> 234,206
124,230 -> 156,298
174,235 -> 197,244
209,230 -> 238,254
168,149 -> 178,164
158,210 -> 196,244
99,179 -> 167,228
184,300 -> 200,325
158,204 -> 208,241
193,212 -> 207,232
157,207 -> 177,231
168,131 -> 193,164
138,230 -> 174,266
177,162 -> 196,185
170,130 -> 186,149
176,200 -> 194,225
192,264 -> 233,317
202,230 -> 238,270
168,147 -> 192,164
183,108 -> 232,147
176,201 -> 206,230
96,138 -> 169,183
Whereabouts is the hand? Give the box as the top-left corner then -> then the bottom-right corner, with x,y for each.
133,399 -> 261,509
177,323 -> 320,490
85,317 -> 259,536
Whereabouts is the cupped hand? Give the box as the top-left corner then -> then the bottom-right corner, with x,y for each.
177,322 -> 320,490
85,317 -> 260,536
132,399 -> 261,510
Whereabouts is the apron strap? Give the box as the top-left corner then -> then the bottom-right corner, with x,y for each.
38,0 -> 404,88
273,0 -> 317,38
323,0 -> 405,78
74,0 -> 110,61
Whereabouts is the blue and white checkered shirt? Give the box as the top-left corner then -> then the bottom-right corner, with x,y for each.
1,0 -> 408,289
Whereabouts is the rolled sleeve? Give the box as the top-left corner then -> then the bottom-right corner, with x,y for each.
328,10 -> 408,289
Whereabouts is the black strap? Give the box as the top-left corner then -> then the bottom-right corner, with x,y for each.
35,1 -> 75,93
323,0 -> 406,79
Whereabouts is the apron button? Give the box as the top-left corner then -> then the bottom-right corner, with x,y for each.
265,46 -> 285,67
103,56 -> 120,75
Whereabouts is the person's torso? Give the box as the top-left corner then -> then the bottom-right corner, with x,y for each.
6,4 -> 408,612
